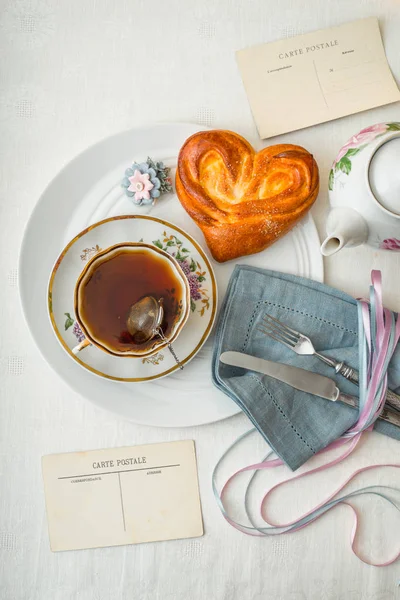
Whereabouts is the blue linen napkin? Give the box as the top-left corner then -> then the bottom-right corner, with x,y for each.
212,266 -> 400,471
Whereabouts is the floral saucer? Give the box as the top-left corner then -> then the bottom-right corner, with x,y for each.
48,215 -> 217,382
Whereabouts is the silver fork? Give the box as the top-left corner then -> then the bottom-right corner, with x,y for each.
257,312 -> 400,412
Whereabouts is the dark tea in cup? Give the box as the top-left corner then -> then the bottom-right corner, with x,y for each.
74,243 -> 190,357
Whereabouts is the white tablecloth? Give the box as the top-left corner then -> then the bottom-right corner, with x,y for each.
1,1 -> 400,598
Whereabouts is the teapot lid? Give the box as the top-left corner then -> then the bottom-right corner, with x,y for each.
369,138 -> 400,215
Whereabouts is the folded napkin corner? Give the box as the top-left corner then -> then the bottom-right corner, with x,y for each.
212,266 -> 400,470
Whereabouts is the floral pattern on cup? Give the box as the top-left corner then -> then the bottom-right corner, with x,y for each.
328,122 -> 400,191
80,245 -> 102,261
142,352 -> 164,365
72,321 -> 85,342
64,312 -> 74,330
380,238 -> 400,251
152,231 -> 210,315
64,312 -> 86,340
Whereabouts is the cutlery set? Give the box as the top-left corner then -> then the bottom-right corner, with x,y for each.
220,313 -> 400,428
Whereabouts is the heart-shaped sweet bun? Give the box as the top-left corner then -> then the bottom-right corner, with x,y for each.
176,130 -> 319,262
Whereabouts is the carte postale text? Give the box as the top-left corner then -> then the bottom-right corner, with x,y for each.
92,457 -> 147,469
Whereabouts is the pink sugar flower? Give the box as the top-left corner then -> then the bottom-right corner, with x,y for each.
128,169 -> 154,201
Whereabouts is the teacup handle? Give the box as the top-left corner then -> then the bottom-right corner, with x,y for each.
72,339 -> 92,355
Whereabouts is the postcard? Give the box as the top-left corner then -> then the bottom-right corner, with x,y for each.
236,17 -> 400,138
42,440 -> 203,551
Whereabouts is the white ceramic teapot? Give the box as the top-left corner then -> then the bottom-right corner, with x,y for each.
321,122 -> 400,256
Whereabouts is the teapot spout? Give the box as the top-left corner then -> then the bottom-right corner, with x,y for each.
320,235 -> 347,256
320,207 -> 368,257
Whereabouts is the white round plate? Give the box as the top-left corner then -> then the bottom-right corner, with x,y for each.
49,216 -> 217,381
20,123 -> 323,427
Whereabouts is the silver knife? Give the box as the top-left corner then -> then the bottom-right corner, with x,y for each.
220,351 -> 400,428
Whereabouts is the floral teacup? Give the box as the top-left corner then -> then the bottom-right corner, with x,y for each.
73,242 -> 190,358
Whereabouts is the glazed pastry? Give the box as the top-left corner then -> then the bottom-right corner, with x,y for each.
176,130 -> 319,262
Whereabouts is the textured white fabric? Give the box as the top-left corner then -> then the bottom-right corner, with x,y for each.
1,0 -> 400,598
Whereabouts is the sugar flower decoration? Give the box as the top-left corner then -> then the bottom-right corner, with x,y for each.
128,170 -> 154,202
121,157 -> 173,206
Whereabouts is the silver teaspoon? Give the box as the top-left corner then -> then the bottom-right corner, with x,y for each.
126,296 -> 183,369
